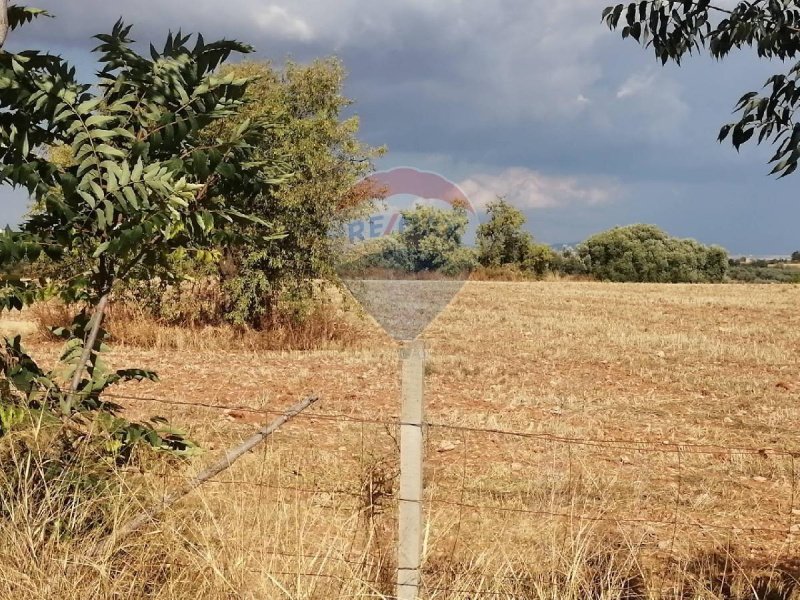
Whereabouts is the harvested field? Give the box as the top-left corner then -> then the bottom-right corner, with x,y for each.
5,281 -> 800,598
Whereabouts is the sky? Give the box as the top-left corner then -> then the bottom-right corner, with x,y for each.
3,0 -> 798,255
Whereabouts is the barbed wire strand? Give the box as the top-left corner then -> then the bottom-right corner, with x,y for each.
97,390 -> 800,457
421,497 -> 791,535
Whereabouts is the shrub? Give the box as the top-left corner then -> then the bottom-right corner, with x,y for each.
470,264 -> 536,281
522,241 -> 557,276
440,246 -> 479,277
729,265 -> 800,284
578,224 -> 729,283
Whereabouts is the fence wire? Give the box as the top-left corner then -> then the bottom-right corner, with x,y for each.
78,388 -> 800,598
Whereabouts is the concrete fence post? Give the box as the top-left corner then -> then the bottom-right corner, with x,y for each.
397,339 -> 425,600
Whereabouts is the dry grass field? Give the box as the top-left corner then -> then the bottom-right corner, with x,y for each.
2,281 -> 800,599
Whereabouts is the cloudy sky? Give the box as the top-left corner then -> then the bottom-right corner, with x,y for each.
4,0 -> 798,254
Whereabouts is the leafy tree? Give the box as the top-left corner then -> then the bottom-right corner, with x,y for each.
791,250 -> 800,262
476,198 -> 555,275
339,235 -> 411,273
477,199 -> 530,266
552,246 -> 590,276
399,205 -> 471,273
0,11 -> 280,455
191,59 -> 382,328
579,224 -> 728,282
602,0 -> 800,177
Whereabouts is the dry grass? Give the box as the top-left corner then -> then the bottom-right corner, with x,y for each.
28,300 -> 74,340
468,265 -> 538,281
29,298 -> 366,352
3,281 -> 800,598
104,301 -> 366,352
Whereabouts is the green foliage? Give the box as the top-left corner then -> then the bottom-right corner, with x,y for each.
552,246 -> 591,276
338,235 -> 410,274
477,199 -> 529,266
398,205 -> 470,272
476,198 -> 555,276
197,59 -> 382,328
791,250 -> 800,262
0,328 -> 193,458
0,12 -> 278,460
579,224 -> 729,283
0,20 -> 283,305
729,262 -> 800,283
338,205 -> 476,277
440,246 -> 479,277
603,0 -> 800,177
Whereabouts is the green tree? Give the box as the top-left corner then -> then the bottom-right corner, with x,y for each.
476,198 -> 555,275
579,224 -> 728,282
603,1 -> 800,177
791,250 -> 800,262
0,11 -> 279,454
195,59 -> 382,328
552,246 -> 590,276
399,205 -> 472,273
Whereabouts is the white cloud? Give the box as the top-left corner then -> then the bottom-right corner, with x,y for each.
459,167 -> 623,210
254,6 -> 314,41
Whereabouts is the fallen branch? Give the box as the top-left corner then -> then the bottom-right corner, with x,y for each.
95,394 -> 320,555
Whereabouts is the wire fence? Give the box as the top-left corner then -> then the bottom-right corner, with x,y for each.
85,386 -> 800,598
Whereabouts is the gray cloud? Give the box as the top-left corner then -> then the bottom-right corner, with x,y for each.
0,0 -> 796,254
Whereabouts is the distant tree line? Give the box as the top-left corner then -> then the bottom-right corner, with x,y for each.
341,199 -> 555,278
728,255 -> 800,284
345,199 -> 735,283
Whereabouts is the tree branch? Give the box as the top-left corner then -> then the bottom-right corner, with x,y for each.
0,0 -> 8,49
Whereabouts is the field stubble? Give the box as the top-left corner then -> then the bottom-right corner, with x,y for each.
3,281 -> 800,599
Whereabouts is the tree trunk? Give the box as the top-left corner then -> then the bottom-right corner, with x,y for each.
0,0 -> 8,50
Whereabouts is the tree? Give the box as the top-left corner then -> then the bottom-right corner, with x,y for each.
552,246 -> 590,276
476,198 -> 555,275
791,250 -> 800,262
0,11 -> 280,455
202,60 -> 382,328
399,205 -> 472,273
603,1 -> 800,177
579,224 -> 728,282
